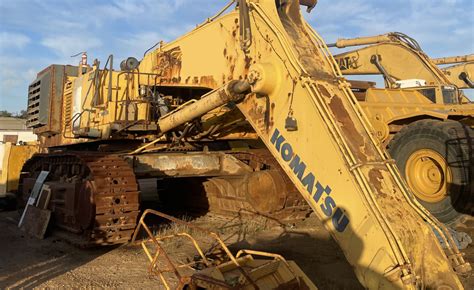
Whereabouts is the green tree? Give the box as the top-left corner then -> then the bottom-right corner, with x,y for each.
17,110 -> 28,119
0,110 -> 13,117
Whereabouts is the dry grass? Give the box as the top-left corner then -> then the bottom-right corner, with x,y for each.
136,212 -> 280,284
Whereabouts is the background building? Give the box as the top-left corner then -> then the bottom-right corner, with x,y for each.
0,117 -> 37,172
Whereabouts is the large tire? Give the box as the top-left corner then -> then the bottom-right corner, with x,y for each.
388,119 -> 473,224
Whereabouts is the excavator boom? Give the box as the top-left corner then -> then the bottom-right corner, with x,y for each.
432,55 -> 474,89
330,32 -> 452,87
442,62 -> 474,89
136,1 -> 467,288
432,54 -> 474,65
19,1 -> 470,288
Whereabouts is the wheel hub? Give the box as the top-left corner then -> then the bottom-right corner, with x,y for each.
405,149 -> 452,203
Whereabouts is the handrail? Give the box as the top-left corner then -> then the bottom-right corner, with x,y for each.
112,70 -> 160,125
69,109 -> 94,136
101,55 -> 114,103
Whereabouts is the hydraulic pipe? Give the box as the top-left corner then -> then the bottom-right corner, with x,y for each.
460,72 -> 474,88
327,34 -> 392,48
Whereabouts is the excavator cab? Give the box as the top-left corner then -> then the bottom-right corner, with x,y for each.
404,84 -> 460,104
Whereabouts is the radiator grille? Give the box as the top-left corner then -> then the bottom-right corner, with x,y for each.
26,79 -> 42,128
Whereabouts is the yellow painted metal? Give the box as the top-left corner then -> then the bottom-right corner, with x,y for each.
359,88 -> 474,142
331,33 -> 474,142
440,61 -> 474,89
71,69 -> 152,137
405,149 -> 452,203
332,33 -> 451,89
156,81 -> 249,133
0,143 -> 39,195
329,34 -> 392,48
134,1 -> 467,288
52,59 -> 255,147
432,54 -> 474,65
430,54 -> 474,89
331,34 -> 472,220
26,1 -> 470,288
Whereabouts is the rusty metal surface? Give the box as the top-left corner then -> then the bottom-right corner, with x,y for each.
130,149 -> 310,222
247,170 -> 287,212
132,209 -> 238,289
132,209 -> 317,290
128,152 -> 252,178
203,150 -> 310,221
204,171 -> 288,216
155,47 -> 182,84
20,153 -> 140,245
19,206 -> 51,239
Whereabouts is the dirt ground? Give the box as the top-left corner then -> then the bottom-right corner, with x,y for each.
0,209 -> 473,289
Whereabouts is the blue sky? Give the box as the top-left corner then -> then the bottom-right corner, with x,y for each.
0,0 -> 473,112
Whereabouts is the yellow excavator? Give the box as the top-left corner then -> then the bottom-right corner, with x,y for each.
18,1 -> 470,288
432,54 -> 474,90
330,32 -> 474,224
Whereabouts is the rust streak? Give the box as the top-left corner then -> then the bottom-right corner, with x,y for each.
322,84 -> 369,163
199,76 -> 218,88
368,169 -> 387,198
155,46 -> 182,84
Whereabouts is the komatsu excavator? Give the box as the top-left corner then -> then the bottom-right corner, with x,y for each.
330,32 -> 474,224
432,54 -> 474,90
19,1 -> 470,288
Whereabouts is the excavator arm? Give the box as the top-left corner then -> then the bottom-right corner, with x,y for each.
432,55 -> 474,89
137,1 -> 468,288
329,32 -> 452,88
443,62 -> 474,89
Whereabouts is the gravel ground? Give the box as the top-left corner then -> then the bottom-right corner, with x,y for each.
0,210 -> 472,289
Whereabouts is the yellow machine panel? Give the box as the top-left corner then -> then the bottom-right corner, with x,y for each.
0,143 -> 39,196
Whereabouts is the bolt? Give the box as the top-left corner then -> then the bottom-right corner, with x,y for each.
248,70 -> 261,85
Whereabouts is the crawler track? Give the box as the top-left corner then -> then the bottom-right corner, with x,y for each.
19,153 -> 140,246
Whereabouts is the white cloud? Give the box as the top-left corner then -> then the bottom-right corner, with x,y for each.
0,56 -> 41,111
0,32 -> 31,51
0,0 -> 473,111
41,36 -> 102,58
117,31 -> 162,58
308,0 -> 473,56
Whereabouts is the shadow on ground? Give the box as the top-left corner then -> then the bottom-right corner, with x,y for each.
0,211 -> 114,289
216,213 -> 364,290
